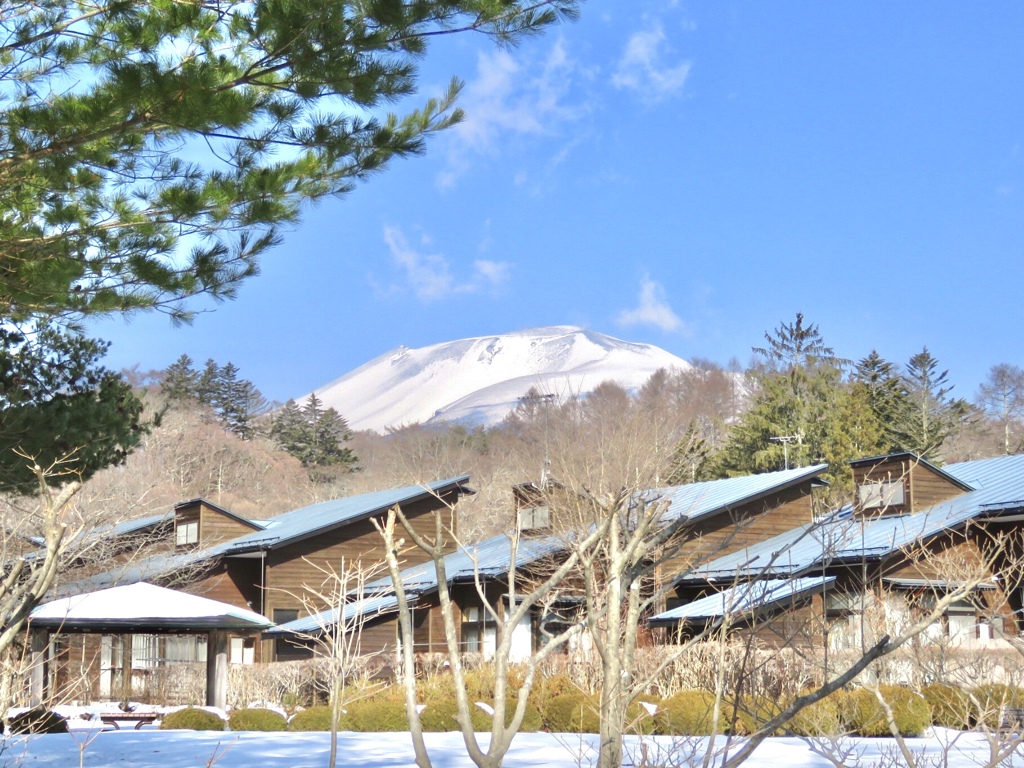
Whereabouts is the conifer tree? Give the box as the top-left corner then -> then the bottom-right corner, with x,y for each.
852,350 -> 907,453
161,354 -> 199,402
892,348 -> 970,460
711,313 -> 869,489
271,394 -> 357,479
0,0 -> 581,323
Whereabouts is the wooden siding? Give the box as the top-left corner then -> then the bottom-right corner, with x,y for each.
261,494 -> 457,659
909,463 -> 966,511
663,485 -> 814,593
852,457 -> 965,516
199,504 -> 260,545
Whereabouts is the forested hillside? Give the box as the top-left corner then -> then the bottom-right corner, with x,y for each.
71,316 -> 1024,540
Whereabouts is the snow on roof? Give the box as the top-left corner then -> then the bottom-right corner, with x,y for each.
30,582 -> 274,632
650,576 -> 836,624
677,453 -> 1024,583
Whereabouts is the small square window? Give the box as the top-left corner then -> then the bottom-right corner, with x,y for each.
858,481 -> 905,510
175,520 -> 198,546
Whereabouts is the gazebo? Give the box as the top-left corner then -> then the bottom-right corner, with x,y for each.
28,582 -> 275,709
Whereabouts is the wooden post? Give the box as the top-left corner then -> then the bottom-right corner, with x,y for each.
120,634 -> 133,705
29,629 -> 49,707
205,631 -> 229,709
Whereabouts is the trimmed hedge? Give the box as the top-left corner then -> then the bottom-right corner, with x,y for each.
655,690 -> 727,736
470,698 -> 543,733
542,692 -> 600,734
160,708 -> 225,731
346,696 -> 409,732
785,692 -> 845,737
922,684 -> 972,730
8,708 -> 67,734
289,706 -> 331,731
971,685 -> 1024,729
848,687 -> 931,737
730,695 -> 784,736
228,708 -> 287,731
420,696 -> 460,732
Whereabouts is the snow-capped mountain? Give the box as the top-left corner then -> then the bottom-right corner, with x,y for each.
305,326 -> 691,433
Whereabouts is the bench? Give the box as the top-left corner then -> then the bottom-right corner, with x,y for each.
89,712 -> 160,730
998,705 -> 1024,734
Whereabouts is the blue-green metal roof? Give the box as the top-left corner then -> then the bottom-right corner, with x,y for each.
267,532 -> 566,635
677,453 -> 1024,584
650,576 -> 835,624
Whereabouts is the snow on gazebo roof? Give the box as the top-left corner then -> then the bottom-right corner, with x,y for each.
29,582 -> 275,633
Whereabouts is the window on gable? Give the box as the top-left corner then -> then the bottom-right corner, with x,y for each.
520,505 -> 550,532
858,481 -> 905,510
175,520 -> 198,547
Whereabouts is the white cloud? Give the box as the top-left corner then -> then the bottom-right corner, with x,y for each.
382,226 -> 512,301
612,21 -> 691,103
438,38 -> 591,188
616,276 -> 686,333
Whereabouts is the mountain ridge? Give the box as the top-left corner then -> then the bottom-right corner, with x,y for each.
305,326 -> 691,433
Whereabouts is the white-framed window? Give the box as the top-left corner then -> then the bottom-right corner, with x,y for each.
175,520 -> 199,546
461,606 -> 496,658
520,505 -> 550,532
858,481 -> 905,510
230,637 -> 255,665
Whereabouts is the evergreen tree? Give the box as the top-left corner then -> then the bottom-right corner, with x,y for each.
271,394 -> 357,479
0,1 -> 580,323
270,400 -> 309,457
852,350 -> 908,453
161,354 -> 199,402
892,348 -> 970,460
711,313 -> 870,490
0,323 -> 144,492
195,359 -> 222,408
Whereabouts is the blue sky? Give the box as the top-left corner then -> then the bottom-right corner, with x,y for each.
92,1 -> 1024,405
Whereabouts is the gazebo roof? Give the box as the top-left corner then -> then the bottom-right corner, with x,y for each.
29,582 -> 275,633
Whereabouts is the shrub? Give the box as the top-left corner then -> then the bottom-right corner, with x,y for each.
346,695 -> 409,732
625,700 -> 658,735
542,692 -> 599,733
160,707 -> 225,731
971,685 -> 1024,729
469,698 -> 543,733
849,687 -> 931,737
730,695 -> 784,736
289,706 -> 329,731
8,708 -> 67,734
420,695 -> 460,732
922,684 -> 972,730
655,690 -> 727,736
785,692 -> 844,736
288,705 -> 357,731
228,708 -> 287,731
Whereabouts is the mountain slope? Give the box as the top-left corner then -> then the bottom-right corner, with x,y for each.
307,326 -> 691,433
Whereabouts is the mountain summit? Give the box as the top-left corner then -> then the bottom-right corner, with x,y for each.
307,326 -> 691,433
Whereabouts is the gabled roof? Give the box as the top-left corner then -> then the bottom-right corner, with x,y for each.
849,451 -> 974,492
174,498 -> 266,531
677,453 -> 1024,584
31,582 -> 274,632
67,477 -> 473,593
216,476 -> 472,555
267,532 -> 566,636
659,464 -> 827,526
649,576 -> 835,625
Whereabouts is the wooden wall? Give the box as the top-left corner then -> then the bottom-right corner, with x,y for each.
852,456 -> 966,516
663,485 -> 814,600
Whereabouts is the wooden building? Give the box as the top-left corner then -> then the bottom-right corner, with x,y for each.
650,452 -> 1024,655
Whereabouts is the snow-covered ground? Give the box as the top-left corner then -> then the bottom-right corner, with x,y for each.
8,728 -> 1023,768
